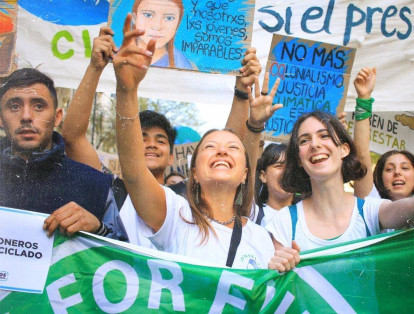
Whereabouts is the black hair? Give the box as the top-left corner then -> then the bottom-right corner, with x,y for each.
281,111 -> 367,194
139,110 -> 176,153
373,150 -> 414,199
255,143 -> 287,207
0,68 -> 58,109
164,170 -> 186,185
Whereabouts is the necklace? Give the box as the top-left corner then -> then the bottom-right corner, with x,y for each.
208,214 -> 236,225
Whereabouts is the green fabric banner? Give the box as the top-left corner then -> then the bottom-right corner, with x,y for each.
1,229 -> 413,313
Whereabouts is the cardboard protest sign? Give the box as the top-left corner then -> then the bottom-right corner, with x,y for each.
97,150 -> 122,177
0,0 -> 17,77
166,142 -> 198,178
263,35 -> 356,142
0,207 -> 54,294
346,111 -> 414,155
108,0 -> 255,74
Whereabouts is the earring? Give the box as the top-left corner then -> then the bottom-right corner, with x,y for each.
235,182 -> 244,206
194,183 -> 200,204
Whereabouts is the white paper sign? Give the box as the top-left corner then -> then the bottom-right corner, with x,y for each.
0,207 -> 54,294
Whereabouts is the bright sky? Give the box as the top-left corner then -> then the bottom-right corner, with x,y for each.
195,102 -> 232,136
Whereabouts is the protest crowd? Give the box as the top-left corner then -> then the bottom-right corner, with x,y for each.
1,11 -> 414,278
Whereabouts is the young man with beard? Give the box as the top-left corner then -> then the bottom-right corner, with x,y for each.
0,68 -> 126,240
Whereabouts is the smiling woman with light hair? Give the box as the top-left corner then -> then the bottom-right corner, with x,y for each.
113,14 -> 287,268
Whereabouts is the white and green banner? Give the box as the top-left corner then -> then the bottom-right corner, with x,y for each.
1,229 -> 413,312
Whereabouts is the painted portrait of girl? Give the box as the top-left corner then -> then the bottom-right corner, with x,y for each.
132,0 -> 193,69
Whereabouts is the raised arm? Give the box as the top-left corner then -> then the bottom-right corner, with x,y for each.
352,67 -> 376,198
61,27 -> 117,170
379,197 -> 414,229
113,14 -> 166,232
225,47 -> 261,138
244,73 -> 282,173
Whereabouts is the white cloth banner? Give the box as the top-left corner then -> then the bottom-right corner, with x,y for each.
16,0 -> 414,112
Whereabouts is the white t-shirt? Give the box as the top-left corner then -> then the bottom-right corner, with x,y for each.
251,203 -> 279,227
366,186 -> 396,234
265,197 -> 388,252
367,185 -> 381,198
120,195 -> 156,249
142,186 -> 275,269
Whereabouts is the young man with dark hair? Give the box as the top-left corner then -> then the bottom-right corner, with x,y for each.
139,109 -> 176,179
140,110 -> 176,153
0,68 -> 127,240
111,109 -> 178,209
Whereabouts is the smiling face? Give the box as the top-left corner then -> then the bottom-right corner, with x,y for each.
135,0 -> 180,50
297,117 -> 349,181
142,126 -> 173,180
382,153 -> 414,200
0,83 -> 62,160
193,130 -> 248,188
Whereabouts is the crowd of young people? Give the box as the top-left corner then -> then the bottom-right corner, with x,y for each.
1,13 -> 413,273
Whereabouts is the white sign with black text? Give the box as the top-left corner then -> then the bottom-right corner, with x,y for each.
0,207 -> 54,293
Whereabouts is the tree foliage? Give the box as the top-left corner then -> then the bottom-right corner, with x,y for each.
139,97 -> 204,131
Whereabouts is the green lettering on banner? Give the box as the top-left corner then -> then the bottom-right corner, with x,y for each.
1,230 -> 413,312
81,30 -> 92,58
51,30 -> 74,60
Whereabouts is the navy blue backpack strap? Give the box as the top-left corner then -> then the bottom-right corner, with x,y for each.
256,204 -> 265,225
112,177 -> 128,210
357,197 -> 371,237
288,204 -> 298,241
226,216 -> 242,267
